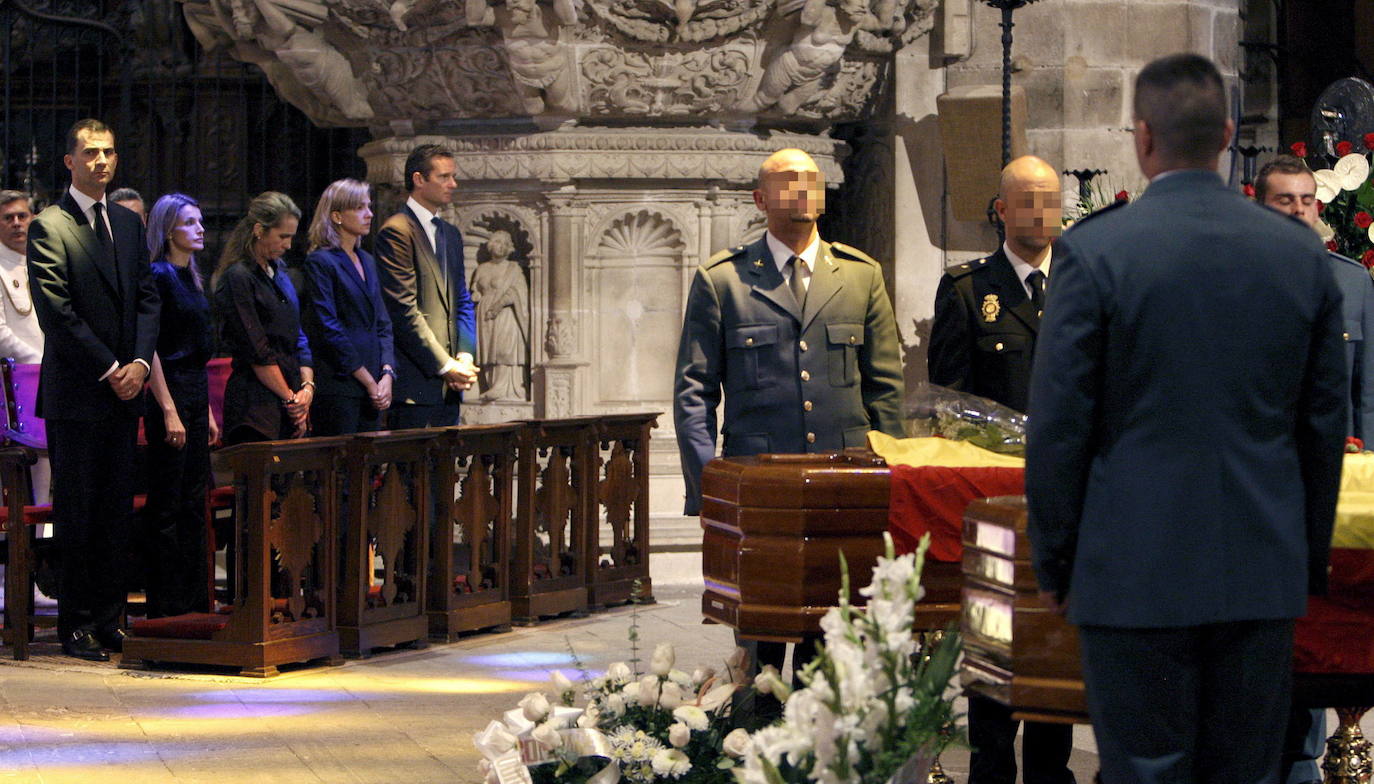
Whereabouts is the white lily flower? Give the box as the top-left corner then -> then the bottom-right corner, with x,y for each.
1336,152 -> 1371,191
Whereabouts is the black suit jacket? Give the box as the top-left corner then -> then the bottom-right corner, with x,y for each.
1025,170 -> 1347,628
928,248 -> 1039,413
26,192 -> 159,421
374,206 -> 476,407
302,247 -> 396,399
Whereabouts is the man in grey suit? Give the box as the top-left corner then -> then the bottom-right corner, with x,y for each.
375,143 -> 478,429
673,147 -> 904,675
1026,54 -> 1347,782
1256,153 -> 1374,784
27,119 -> 160,661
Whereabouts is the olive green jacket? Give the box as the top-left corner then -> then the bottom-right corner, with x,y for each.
673,236 -> 904,515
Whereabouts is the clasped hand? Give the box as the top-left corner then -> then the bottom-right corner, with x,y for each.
369,374 -> 393,411
444,356 -> 479,392
108,361 -> 148,401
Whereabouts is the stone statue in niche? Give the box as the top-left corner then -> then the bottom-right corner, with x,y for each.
471,231 -> 530,400
740,0 -> 869,113
499,0 -> 579,115
230,0 -> 375,119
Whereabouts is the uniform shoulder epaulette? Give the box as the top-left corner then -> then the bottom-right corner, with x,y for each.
1329,249 -> 1363,268
829,241 -> 880,266
944,257 -> 989,280
1069,198 -> 1128,228
705,245 -> 747,268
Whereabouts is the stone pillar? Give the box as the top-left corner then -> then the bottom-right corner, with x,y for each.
539,194 -> 586,418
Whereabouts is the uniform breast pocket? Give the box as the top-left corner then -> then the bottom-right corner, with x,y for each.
976,333 -> 1030,357
726,323 -> 778,390
1346,319 -> 1363,345
826,322 -> 864,386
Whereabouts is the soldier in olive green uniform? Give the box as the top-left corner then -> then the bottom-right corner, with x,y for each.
673,148 -> 904,519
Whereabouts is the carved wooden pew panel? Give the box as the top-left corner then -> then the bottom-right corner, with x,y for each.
511,418 -> 595,622
587,413 -> 659,608
122,436 -> 348,677
338,430 -> 433,657
428,424 -> 519,641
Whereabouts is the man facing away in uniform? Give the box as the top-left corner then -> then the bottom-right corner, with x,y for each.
1256,153 -> 1374,784
374,144 -> 478,429
1026,54 -> 1347,783
927,155 -> 1075,784
28,119 -> 160,661
673,147 -> 905,674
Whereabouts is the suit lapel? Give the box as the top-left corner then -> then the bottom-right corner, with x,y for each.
58,193 -> 120,300
743,238 -> 801,323
333,248 -> 373,321
987,249 -> 1038,334
801,243 -> 844,332
404,205 -> 450,311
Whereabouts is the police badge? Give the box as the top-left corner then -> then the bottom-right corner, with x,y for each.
981,294 -> 1001,322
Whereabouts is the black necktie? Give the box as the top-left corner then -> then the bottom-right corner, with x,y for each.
91,202 -> 114,261
430,216 -> 445,262
1027,269 -> 1046,313
787,255 -> 807,310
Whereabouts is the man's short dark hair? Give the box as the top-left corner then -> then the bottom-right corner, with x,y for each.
110,187 -> 142,204
1253,155 -> 1313,203
1133,54 -> 1228,164
403,144 -> 455,192
66,118 -> 113,156
0,190 -> 30,211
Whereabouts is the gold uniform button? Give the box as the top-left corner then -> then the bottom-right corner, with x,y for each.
803,400 -> 813,411
995,342 -> 1004,351
799,340 -> 808,352
800,370 -> 810,381
848,335 -> 856,344
806,432 -> 816,444
1345,332 -> 1352,341
745,337 -> 754,346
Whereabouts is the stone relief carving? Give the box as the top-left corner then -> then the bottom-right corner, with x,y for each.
583,46 -> 751,116
545,314 -> 577,358
594,209 -> 688,259
471,230 -> 532,401
182,0 -> 936,127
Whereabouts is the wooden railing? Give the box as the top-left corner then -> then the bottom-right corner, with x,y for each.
99,415 -> 658,674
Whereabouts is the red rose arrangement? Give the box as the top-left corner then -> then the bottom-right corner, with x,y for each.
1348,436 -> 1365,453
1292,141 -> 1308,158
1296,138 -> 1374,262
1338,141 -> 1355,156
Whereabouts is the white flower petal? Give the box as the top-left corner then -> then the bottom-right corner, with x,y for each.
1336,153 -> 1371,191
1314,169 -> 1342,202
1318,219 -> 1337,242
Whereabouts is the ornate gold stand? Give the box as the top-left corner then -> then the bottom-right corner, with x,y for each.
1322,706 -> 1373,784
926,756 -> 954,784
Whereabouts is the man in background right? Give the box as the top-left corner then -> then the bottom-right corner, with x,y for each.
1256,153 -> 1374,784
1026,53 -> 1348,782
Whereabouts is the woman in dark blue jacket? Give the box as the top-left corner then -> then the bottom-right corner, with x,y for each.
302,178 -> 395,435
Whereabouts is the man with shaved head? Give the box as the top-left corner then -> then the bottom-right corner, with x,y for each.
1026,54 -> 1346,781
928,154 -> 1075,784
673,147 -> 904,675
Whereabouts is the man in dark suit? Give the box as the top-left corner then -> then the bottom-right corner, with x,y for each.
929,155 -> 1059,415
27,118 -> 160,661
375,144 -> 477,429
1256,153 -> 1374,784
928,154 -> 1075,784
1026,54 -> 1347,782
673,147 -> 904,675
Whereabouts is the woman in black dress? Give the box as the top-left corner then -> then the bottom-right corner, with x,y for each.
302,178 -> 395,435
143,193 -> 218,617
212,191 -> 314,445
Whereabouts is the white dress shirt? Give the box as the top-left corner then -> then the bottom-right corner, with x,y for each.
1003,241 -> 1052,298
765,231 -> 820,293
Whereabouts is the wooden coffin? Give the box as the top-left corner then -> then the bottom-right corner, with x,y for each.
700,451 -> 892,641
960,496 -> 1087,722
586,413 -> 659,609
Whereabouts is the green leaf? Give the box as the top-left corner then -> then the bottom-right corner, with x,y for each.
1359,178 -> 1374,209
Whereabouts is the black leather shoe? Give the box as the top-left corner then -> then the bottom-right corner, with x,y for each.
96,627 -> 129,653
61,630 -> 110,662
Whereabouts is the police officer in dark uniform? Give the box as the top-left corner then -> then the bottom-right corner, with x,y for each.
673,147 -> 905,677
927,155 -> 1076,784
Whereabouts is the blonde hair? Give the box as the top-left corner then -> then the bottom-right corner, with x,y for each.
308,178 -> 371,252
216,191 -> 300,278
